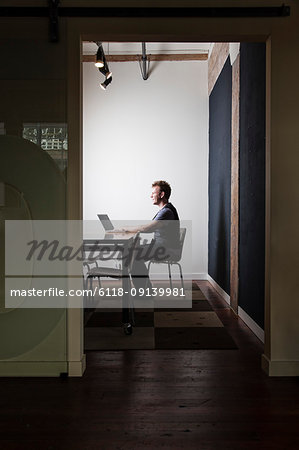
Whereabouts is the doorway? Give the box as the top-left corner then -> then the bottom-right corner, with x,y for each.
65,35 -> 270,376
79,40 -> 266,353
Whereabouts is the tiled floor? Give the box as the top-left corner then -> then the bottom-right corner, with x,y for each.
84,281 -> 237,350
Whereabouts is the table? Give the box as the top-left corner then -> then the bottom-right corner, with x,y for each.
83,231 -> 139,334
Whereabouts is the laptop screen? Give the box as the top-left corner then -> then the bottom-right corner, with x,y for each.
97,214 -> 114,231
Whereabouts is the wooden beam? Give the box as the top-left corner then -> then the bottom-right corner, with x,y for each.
83,53 -> 208,63
230,53 -> 240,315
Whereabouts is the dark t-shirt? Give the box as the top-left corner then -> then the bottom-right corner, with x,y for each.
152,203 -> 180,250
153,202 -> 179,221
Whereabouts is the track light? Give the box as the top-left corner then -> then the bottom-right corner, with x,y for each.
100,76 -> 112,90
95,44 -> 104,68
105,71 -> 112,80
98,60 -> 112,80
94,42 -> 112,90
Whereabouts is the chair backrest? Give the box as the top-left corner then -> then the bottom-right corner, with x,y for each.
150,227 -> 186,263
161,227 -> 187,263
118,232 -> 141,274
83,233 -> 140,271
174,227 -> 186,262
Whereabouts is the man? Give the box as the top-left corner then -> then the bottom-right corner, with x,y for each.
150,180 -> 180,253
113,180 -> 180,290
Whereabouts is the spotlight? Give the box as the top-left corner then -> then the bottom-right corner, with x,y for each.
100,76 -> 113,90
95,42 -> 113,90
95,44 -> 104,68
98,60 -> 112,80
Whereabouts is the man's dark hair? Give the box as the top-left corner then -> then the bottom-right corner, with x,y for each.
152,180 -> 171,200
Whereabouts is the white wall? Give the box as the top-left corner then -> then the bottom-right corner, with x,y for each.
83,58 -> 209,276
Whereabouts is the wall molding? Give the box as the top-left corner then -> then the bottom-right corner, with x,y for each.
238,306 -> 264,343
262,354 -> 299,377
206,275 -> 266,344
0,361 -> 67,377
68,355 -> 86,377
206,274 -> 230,305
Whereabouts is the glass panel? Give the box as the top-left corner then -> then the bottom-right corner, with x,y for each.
0,123 -> 5,135
22,125 -> 38,145
23,123 -> 68,173
0,33 -> 68,372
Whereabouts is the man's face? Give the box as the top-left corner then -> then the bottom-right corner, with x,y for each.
151,186 -> 163,205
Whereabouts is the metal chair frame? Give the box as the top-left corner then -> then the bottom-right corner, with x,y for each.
147,227 -> 186,290
83,233 -> 140,334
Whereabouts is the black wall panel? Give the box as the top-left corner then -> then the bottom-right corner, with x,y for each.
208,57 -> 232,295
239,43 -> 266,329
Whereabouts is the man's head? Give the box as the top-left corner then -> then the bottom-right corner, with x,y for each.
151,180 -> 171,206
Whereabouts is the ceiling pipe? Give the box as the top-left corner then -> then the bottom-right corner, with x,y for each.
140,43 -> 149,81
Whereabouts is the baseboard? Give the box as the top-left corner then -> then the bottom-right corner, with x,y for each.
68,354 -> 86,377
206,274 -> 230,304
0,355 -> 86,378
205,276 -> 265,343
150,273 -> 207,281
238,306 -> 265,343
262,354 -> 299,376
0,361 -> 67,377
192,273 -> 208,280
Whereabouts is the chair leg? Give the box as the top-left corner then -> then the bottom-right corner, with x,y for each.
83,276 -> 88,303
177,262 -> 184,291
167,262 -> 173,290
88,276 -> 93,291
84,276 -> 94,308
145,261 -> 153,289
129,300 -> 135,327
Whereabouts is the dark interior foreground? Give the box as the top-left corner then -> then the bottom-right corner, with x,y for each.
0,281 -> 298,450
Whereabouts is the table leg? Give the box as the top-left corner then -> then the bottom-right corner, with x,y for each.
122,274 -> 130,324
121,242 -> 133,334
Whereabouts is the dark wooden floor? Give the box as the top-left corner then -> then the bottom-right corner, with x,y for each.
1,281 -> 299,450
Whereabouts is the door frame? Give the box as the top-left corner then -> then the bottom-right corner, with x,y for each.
65,18 -> 271,376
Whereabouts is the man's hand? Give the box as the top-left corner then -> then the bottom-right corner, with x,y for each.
107,228 -> 137,234
107,222 -> 163,234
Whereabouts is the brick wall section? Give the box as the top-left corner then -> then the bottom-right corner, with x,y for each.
208,43 -> 229,95
208,43 -> 240,311
230,53 -> 240,313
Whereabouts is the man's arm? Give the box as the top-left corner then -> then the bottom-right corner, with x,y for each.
110,221 -> 164,234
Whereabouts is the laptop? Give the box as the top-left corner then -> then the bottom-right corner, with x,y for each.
97,214 -> 114,231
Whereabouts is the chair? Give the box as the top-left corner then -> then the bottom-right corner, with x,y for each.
83,232 -> 140,289
147,227 -> 186,290
83,233 -> 140,334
